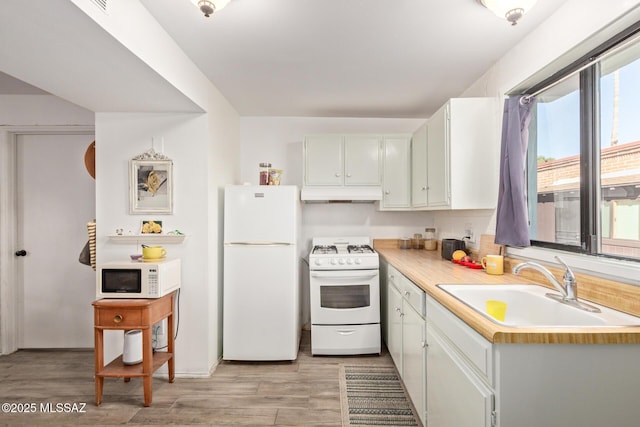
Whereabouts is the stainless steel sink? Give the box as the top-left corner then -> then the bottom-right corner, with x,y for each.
437,284 -> 640,327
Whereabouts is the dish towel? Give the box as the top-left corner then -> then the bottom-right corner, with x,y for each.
87,221 -> 96,270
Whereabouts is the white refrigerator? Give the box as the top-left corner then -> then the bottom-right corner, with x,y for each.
223,185 -> 301,360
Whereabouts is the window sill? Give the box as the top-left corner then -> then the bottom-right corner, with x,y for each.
507,246 -> 640,286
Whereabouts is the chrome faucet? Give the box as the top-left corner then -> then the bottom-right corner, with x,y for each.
513,256 -> 601,313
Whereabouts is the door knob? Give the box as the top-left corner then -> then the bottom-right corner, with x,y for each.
15,250 -> 27,257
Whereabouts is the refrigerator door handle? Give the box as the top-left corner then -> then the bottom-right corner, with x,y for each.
225,242 -> 294,246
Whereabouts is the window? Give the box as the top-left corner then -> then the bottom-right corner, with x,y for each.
526,27 -> 640,261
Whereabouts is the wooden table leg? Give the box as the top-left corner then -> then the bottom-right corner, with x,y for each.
142,327 -> 153,407
94,327 -> 104,406
167,302 -> 175,383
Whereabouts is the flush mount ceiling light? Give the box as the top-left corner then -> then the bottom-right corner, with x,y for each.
190,0 -> 231,17
479,0 -> 538,26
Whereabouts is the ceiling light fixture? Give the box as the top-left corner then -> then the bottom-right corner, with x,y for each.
191,0 -> 231,18
479,0 -> 538,26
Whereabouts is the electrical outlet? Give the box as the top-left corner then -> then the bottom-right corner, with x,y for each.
464,223 -> 475,243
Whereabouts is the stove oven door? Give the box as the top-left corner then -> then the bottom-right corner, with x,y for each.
310,269 -> 380,325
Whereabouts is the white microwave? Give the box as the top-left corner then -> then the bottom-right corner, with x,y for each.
96,258 -> 181,299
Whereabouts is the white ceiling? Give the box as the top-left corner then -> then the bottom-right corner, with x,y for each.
138,0 -> 568,118
0,0 -> 568,118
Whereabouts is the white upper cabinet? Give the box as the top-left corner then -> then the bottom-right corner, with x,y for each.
381,135 -> 411,210
344,135 -> 382,185
426,105 -> 449,207
411,122 -> 428,208
427,98 -> 499,210
304,135 -> 381,186
304,135 -> 344,186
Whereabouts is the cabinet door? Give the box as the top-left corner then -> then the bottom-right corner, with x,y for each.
305,135 -> 343,185
426,324 -> 494,427
427,104 -> 450,207
344,135 -> 381,185
402,304 -> 426,426
411,123 -> 428,208
381,136 -> 411,209
387,283 -> 403,372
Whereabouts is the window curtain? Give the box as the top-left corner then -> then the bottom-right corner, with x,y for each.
495,95 -> 536,247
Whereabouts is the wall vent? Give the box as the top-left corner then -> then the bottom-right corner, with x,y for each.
90,0 -> 108,12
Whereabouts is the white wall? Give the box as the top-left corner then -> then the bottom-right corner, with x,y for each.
95,111 -> 239,375
456,0 -> 640,283
239,116 -> 437,243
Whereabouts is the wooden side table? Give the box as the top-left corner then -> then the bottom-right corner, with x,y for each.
92,291 -> 176,407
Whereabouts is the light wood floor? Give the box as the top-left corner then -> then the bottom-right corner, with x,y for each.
0,331 -> 397,426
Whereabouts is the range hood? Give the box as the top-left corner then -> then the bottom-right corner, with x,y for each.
301,186 -> 382,203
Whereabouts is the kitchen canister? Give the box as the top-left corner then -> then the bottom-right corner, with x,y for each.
259,162 -> 272,185
424,227 -> 437,251
399,237 -> 411,249
412,233 -> 424,249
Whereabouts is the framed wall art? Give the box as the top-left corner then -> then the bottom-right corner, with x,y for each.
129,150 -> 173,214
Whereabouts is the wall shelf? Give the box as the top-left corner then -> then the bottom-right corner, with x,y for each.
107,234 -> 188,244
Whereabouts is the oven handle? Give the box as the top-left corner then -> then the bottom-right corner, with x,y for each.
310,271 -> 378,280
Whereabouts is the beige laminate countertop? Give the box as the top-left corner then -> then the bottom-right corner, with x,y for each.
374,241 -> 640,345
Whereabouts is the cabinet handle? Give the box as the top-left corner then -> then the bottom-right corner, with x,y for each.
421,341 -> 428,348
113,314 -> 123,324
400,312 -> 405,317
346,173 -> 352,177
385,190 -> 391,195
335,173 -> 341,177
422,186 -> 427,191
389,274 -> 395,279
404,291 -> 410,296
395,307 -> 401,312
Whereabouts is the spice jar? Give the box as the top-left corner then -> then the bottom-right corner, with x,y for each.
424,227 -> 437,251
399,238 -> 411,249
259,162 -> 271,185
412,233 -> 424,249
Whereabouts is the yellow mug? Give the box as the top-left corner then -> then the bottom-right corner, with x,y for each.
486,300 -> 507,322
142,246 -> 167,259
481,254 -> 504,275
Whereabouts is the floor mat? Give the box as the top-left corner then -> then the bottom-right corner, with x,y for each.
339,365 -> 420,427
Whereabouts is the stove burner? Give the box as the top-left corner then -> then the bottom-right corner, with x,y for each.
347,245 -> 374,254
313,245 -> 338,255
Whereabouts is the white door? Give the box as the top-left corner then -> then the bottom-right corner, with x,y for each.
427,103 -> 450,207
309,269 -> 380,325
17,134 -> 96,348
411,123 -> 428,208
382,136 -> 411,208
402,303 -> 426,425
224,185 -> 298,244
426,324 -> 494,427
304,135 -> 343,185
387,283 -> 403,372
223,244 -> 299,360
344,135 -> 381,185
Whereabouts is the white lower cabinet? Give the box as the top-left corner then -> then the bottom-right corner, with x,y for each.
386,265 -> 426,425
426,323 -> 493,427
401,302 -> 426,424
387,281 -> 403,370
426,294 -> 640,427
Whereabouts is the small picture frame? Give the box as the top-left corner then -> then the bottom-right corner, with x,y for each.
141,220 -> 163,234
130,159 -> 173,214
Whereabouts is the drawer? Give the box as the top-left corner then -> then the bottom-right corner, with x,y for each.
401,276 -> 426,317
311,324 -> 381,355
96,308 -> 143,328
427,296 -> 493,385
